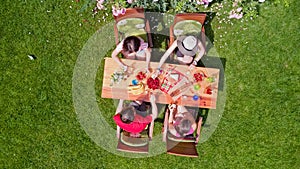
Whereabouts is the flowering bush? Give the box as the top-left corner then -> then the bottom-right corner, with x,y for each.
80,0 -> 292,21
76,0 -> 292,51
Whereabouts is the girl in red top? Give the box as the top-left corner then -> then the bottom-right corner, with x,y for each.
114,94 -> 158,139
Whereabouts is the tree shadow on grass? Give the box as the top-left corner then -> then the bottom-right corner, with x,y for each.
185,106 -> 209,127
204,12 -> 216,51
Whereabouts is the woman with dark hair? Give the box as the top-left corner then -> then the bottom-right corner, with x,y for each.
113,95 -> 158,139
112,36 -> 151,72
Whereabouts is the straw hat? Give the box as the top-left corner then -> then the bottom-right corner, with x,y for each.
177,35 -> 199,56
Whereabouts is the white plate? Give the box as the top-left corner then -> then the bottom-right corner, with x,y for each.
174,29 -> 183,36
135,23 -> 145,29
117,20 -> 127,26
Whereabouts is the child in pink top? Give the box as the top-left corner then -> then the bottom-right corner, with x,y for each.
168,104 -> 197,137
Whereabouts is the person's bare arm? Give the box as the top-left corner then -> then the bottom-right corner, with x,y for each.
195,117 -> 203,144
162,108 -> 169,142
150,95 -> 158,120
188,41 -> 205,70
116,99 -> 124,114
148,95 -> 157,140
116,126 -> 121,139
145,48 -> 151,72
157,40 -> 178,69
194,41 -> 205,63
111,42 -> 127,68
115,99 -> 124,139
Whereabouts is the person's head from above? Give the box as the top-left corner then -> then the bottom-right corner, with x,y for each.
177,35 -> 199,56
122,36 -> 141,57
175,35 -> 201,64
174,118 -> 192,137
120,106 -> 136,124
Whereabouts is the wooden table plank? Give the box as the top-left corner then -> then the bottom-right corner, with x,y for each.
101,58 -> 219,109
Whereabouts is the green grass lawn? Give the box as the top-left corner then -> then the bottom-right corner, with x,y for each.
1,0 -> 299,168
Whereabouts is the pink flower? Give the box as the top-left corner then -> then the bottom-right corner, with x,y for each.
117,9 -> 122,15
97,2 -> 104,10
196,0 -> 204,5
97,0 -> 104,4
236,7 -> 242,12
228,9 -> 243,19
233,1 -> 238,7
229,14 -> 236,19
120,8 -> 126,15
112,9 -> 118,16
236,13 -> 243,19
127,0 -> 133,3
229,10 -> 237,19
112,8 -> 126,16
202,0 -> 209,4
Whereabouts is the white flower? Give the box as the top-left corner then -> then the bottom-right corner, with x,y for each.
28,55 -> 36,60
258,0 -> 265,2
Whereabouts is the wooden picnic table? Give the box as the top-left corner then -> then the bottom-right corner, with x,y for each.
101,58 -> 220,109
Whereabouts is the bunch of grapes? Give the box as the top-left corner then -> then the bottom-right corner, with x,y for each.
136,71 -> 146,81
206,87 -> 212,94
193,72 -> 206,82
147,77 -> 160,90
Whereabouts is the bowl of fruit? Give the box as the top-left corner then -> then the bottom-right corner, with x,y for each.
146,77 -> 160,90
135,71 -> 147,81
193,70 -> 207,82
204,86 -> 213,95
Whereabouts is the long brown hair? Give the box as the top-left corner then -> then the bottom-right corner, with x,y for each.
122,36 -> 141,56
174,119 -> 192,136
174,112 -> 195,136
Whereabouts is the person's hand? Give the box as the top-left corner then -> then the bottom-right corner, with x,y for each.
145,67 -> 150,74
153,67 -> 162,78
152,70 -> 158,79
188,64 -> 196,70
121,64 -> 128,72
121,64 -> 134,74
